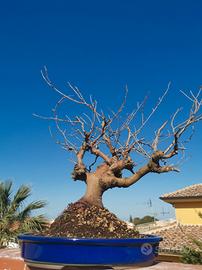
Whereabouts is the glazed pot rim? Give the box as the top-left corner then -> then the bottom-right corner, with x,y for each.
18,233 -> 162,244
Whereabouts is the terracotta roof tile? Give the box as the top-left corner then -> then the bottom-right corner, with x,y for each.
160,184 -> 202,199
155,224 -> 202,253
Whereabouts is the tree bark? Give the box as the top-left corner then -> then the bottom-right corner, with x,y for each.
77,154 -> 179,208
79,174 -> 104,208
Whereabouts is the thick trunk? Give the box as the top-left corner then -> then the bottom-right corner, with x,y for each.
79,174 -> 104,208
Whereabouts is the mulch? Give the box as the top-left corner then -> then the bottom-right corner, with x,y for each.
45,201 -> 140,238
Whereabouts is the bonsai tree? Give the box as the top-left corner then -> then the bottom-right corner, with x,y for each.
37,68 -> 202,238
0,180 -> 48,247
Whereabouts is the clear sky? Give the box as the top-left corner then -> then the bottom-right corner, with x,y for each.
0,0 -> 202,221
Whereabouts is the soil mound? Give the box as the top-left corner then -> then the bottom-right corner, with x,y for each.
46,201 -> 139,238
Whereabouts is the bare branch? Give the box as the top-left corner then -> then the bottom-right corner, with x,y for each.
110,85 -> 128,121
39,69 -> 202,194
90,147 -> 111,164
152,121 -> 168,151
88,155 -> 99,172
110,162 -> 179,189
161,89 -> 202,163
103,134 -> 116,156
135,82 -> 171,134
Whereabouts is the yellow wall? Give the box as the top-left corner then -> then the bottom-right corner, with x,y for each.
173,201 -> 202,225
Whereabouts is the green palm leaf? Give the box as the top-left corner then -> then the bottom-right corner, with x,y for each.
11,185 -> 31,211
0,180 -> 48,247
0,181 -> 12,217
18,200 -> 47,220
20,214 -> 49,232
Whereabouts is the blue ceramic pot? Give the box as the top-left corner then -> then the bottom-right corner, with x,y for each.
18,234 -> 162,268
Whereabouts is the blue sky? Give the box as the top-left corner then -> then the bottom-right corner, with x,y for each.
0,0 -> 202,220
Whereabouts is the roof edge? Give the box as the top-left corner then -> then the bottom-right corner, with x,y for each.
160,196 -> 202,203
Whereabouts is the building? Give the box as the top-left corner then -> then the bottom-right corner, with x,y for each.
144,184 -> 202,257
160,184 -> 202,225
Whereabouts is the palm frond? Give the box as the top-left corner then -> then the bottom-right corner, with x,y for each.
17,200 -> 47,220
10,185 -> 31,211
20,215 -> 49,232
0,181 -> 48,247
0,181 -> 12,216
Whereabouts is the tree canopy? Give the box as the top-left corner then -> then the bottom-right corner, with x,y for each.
36,69 -> 202,207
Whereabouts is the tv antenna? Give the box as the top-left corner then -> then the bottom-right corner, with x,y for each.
160,207 -> 170,216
